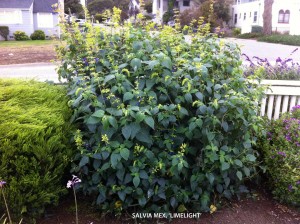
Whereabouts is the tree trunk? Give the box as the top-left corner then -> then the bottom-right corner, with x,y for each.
263,0 -> 274,35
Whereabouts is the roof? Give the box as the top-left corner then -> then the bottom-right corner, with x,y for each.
0,0 -> 34,9
33,0 -> 59,13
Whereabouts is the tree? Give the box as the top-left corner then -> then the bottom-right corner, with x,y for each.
263,0 -> 274,35
64,0 -> 83,14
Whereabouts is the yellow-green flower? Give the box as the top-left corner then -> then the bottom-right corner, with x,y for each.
115,200 -> 122,208
101,134 -> 109,144
210,204 -> 217,214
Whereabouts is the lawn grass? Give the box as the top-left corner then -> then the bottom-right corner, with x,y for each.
0,40 -> 60,48
257,34 -> 300,46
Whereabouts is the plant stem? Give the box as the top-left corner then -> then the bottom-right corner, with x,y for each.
1,190 -> 12,224
73,187 -> 78,224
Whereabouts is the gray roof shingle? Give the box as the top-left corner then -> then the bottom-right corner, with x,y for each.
0,0 -> 34,9
33,0 -> 59,13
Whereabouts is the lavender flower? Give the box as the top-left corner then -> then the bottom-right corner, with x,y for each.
296,180 -> 300,185
67,175 -> 81,188
288,184 -> 293,192
292,105 -> 300,112
277,151 -> 286,157
0,180 -> 6,188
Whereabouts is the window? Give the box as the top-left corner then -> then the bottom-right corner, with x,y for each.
284,10 -> 290,23
174,1 -> 179,8
244,12 -> 246,20
183,0 -> 190,7
278,9 -> 284,23
0,10 -> 22,24
278,9 -> 290,23
37,13 -> 53,28
234,14 -> 237,24
253,11 -> 257,23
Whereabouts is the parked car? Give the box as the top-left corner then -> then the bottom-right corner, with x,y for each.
75,19 -> 86,26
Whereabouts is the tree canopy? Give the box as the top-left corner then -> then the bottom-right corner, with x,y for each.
64,0 -> 83,14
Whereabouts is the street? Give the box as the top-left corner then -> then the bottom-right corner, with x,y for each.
0,38 -> 300,83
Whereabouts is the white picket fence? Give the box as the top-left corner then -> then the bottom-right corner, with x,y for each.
260,80 -> 300,120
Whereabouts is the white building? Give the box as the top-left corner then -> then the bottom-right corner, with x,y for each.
232,0 -> 300,35
152,0 -> 197,22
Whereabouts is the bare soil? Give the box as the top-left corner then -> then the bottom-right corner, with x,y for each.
37,189 -> 300,224
0,45 -> 56,65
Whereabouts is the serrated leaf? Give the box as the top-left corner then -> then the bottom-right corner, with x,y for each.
236,171 -> 243,180
130,123 -> 141,139
139,170 -> 148,179
86,116 -> 100,125
135,112 -> 145,123
120,148 -> 130,160
108,116 -> 118,129
91,110 -> 105,118
221,162 -> 230,171
234,159 -> 243,167
104,74 -> 115,83
246,154 -> 256,162
123,92 -> 134,102
111,153 -> 120,168
195,92 -> 203,101
145,116 -> 155,129
122,125 -> 131,140
222,121 -> 229,132
148,60 -> 159,70
79,156 -> 89,167
161,57 -> 172,69
133,176 -> 140,187
130,58 -> 141,70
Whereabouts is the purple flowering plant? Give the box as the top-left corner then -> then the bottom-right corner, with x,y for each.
258,105 -> 300,205
243,49 -> 300,80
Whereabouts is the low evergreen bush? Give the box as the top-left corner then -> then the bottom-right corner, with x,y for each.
0,80 -> 74,220
258,107 -> 300,206
30,30 -> 46,40
13,31 -> 30,41
0,26 -> 9,41
57,10 -> 264,214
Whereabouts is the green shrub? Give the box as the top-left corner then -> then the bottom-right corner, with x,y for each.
144,2 -> 153,13
251,25 -> 263,33
258,106 -> 300,206
238,32 -> 263,39
57,15 -> 264,214
0,80 -> 74,220
30,30 -> 46,40
233,27 -> 241,36
258,34 -> 300,46
0,26 -> 9,41
94,13 -> 105,23
13,31 -> 30,41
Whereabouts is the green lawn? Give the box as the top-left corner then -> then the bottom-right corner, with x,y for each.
0,40 -> 60,48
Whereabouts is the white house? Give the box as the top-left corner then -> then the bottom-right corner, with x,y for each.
232,0 -> 300,35
152,0 -> 198,23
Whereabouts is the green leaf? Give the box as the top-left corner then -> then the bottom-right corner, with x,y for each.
133,176 -> 140,187
79,156 -> 89,167
111,153 -> 120,168
138,196 -> 147,207
130,123 -> 141,139
130,58 -> 142,70
122,125 -> 131,140
243,167 -> 250,176
92,110 -> 105,118
108,116 -> 118,129
161,57 -> 172,69
136,129 -> 152,144
222,121 -> 229,132
206,173 -> 214,185
179,107 -> 189,116
123,92 -> 134,102
236,171 -> 243,181
221,162 -> 230,171
139,170 -> 148,179
118,191 -> 126,201
120,148 -> 130,160
195,92 -> 203,101
86,116 -> 100,125
184,93 -> 193,103
145,116 -> 155,129
246,154 -> 256,162
135,112 -> 145,123
104,74 -> 115,83
234,159 -> 243,167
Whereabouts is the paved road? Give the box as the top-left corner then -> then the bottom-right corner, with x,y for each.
0,38 -> 300,82
0,62 -> 61,82
226,38 -> 300,63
